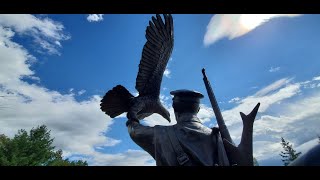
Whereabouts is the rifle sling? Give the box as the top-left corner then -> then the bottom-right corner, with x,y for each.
166,126 -> 191,166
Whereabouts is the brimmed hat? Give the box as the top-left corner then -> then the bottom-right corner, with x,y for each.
170,89 -> 204,103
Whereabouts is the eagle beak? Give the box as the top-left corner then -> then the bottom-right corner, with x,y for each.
166,115 -> 171,123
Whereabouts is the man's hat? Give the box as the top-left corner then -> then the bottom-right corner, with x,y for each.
170,89 -> 204,103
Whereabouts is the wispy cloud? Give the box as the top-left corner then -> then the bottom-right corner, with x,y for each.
163,57 -> 173,78
228,97 -> 241,103
204,14 -> 302,46
220,76 -> 320,165
254,78 -> 293,97
87,14 -> 104,22
269,66 -> 280,73
78,90 -> 86,95
0,14 -> 70,55
313,76 -> 320,81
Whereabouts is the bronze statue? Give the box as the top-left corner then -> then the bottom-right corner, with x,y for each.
127,89 -> 231,166
100,14 -> 261,166
100,14 -> 173,124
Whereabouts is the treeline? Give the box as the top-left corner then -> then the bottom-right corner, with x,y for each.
1,124 -> 319,166
0,125 -> 87,166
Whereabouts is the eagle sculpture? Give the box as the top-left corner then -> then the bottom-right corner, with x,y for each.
100,14 -> 174,123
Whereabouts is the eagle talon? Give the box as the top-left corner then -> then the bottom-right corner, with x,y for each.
126,118 -> 140,127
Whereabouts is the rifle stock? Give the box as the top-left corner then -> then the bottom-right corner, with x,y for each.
202,68 -> 234,145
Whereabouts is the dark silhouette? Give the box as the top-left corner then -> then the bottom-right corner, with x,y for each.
100,14 -> 173,123
126,89 -> 230,166
280,137 -> 301,166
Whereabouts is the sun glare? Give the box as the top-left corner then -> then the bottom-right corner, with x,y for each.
240,14 -> 278,30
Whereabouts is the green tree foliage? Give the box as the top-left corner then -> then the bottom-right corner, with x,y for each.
0,125 -> 87,166
279,137 -> 301,166
47,149 -> 88,166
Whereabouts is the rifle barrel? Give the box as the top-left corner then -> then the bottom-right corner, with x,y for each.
202,68 -> 234,144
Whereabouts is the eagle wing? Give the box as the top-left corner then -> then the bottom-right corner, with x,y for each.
135,14 -> 174,96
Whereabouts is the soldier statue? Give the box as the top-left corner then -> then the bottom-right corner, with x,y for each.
126,89 -> 229,166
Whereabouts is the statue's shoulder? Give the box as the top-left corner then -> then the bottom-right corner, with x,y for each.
154,124 -> 172,132
200,125 -> 213,136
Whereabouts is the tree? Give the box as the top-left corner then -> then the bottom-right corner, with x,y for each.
0,125 -> 87,166
253,157 -> 259,166
279,137 -> 301,166
46,149 -> 88,166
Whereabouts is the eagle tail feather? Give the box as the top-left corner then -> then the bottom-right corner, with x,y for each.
100,85 -> 134,118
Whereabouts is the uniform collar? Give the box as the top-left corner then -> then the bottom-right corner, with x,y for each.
177,113 -> 202,123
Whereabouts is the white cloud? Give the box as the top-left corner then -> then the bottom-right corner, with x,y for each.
313,76 -> 320,81
223,79 -> 300,129
228,97 -> 241,103
218,77 -> 320,165
160,94 -> 170,104
163,58 -> 172,79
164,68 -> 171,78
90,149 -> 155,166
0,23 -> 112,156
269,66 -> 280,73
95,137 -> 121,147
251,92 -> 320,163
204,14 -> 302,46
255,77 -> 293,97
143,112 -> 174,127
0,14 -> 70,55
198,104 -> 215,125
87,14 -> 104,22
28,76 -> 41,83
78,90 -> 86,95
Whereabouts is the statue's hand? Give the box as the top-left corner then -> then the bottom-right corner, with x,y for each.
125,118 -> 140,127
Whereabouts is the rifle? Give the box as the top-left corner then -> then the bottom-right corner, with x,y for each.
202,68 -> 234,145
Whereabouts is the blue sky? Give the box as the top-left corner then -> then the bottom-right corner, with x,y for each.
0,14 -> 320,166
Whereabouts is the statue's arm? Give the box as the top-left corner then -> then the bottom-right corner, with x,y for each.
126,120 -> 155,158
